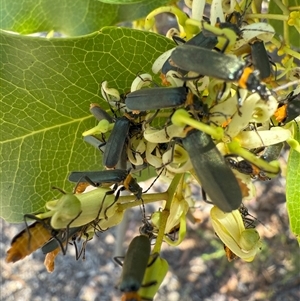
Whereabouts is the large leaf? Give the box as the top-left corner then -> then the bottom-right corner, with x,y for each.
268,0 -> 300,48
98,0 -> 145,4
0,27 -> 175,222
0,0 -> 169,36
286,122 -> 300,244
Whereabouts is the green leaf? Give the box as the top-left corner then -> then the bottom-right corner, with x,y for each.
0,0 -> 170,36
286,122 -> 300,244
268,0 -> 300,48
0,27 -> 175,222
98,0 -> 145,4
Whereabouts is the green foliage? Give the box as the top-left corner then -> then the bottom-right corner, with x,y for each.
286,123 -> 300,244
0,27 -> 174,222
98,0 -> 146,4
0,0 -> 170,36
269,0 -> 300,48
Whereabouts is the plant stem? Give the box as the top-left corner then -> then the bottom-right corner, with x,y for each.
246,13 -> 288,21
152,174 -> 183,253
273,0 -> 290,14
271,38 -> 300,60
117,192 -> 168,211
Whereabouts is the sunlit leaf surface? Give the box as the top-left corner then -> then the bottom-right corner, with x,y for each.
0,27 -> 174,222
